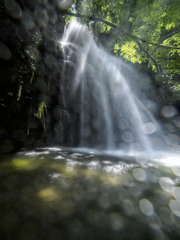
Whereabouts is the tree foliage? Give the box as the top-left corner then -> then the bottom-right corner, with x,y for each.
66,0 -> 180,99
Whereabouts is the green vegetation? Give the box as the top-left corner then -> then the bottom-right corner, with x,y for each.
65,0 -> 180,100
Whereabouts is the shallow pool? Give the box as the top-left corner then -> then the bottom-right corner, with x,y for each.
0,147 -> 180,240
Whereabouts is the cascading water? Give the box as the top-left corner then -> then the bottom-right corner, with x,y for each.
60,20 -> 164,154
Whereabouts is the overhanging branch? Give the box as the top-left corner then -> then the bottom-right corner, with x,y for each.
136,40 -> 160,72
61,11 -> 180,50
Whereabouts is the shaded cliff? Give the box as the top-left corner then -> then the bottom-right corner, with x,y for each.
0,0 -> 74,153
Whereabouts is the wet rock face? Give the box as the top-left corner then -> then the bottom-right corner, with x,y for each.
0,0 -> 76,152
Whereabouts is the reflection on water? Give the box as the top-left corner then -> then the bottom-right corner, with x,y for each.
0,147 -> 180,240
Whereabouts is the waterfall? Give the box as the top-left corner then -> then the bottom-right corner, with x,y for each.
60,20 -> 163,153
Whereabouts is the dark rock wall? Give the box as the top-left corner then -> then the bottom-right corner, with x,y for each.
0,0 -> 75,153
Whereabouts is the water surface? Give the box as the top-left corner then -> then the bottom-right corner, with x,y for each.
0,147 -> 180,240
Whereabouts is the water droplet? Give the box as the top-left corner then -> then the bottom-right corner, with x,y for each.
161,105 -> 176,118
118,118 -> 128,130
169,200 -> 180,217
159,177 -> 174,192
147,213 -> 161,230
21,12 -> 35,30
139,199 -> 154,216
172,167 -> 180,177
173,116 -> 180,128
159,207 -> 174,225
98,193 -> 110,209
108,212 -> 124,230
150,137 -> 164,150
122,199 -> 135,216
133,168 -> 146,181
130,142 -> 142,152
173,187 -> 180,201
135,152 -> 148,165
122,131 -> 133,143
44,54 -> 57,68
35,7 -> 48,27
165,134 -> 180,145
47,5 -> 58,24
143,122 -> 156,134
57,0 -> 75,10
5,0 -> 22,19
0,42 -> 11,60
